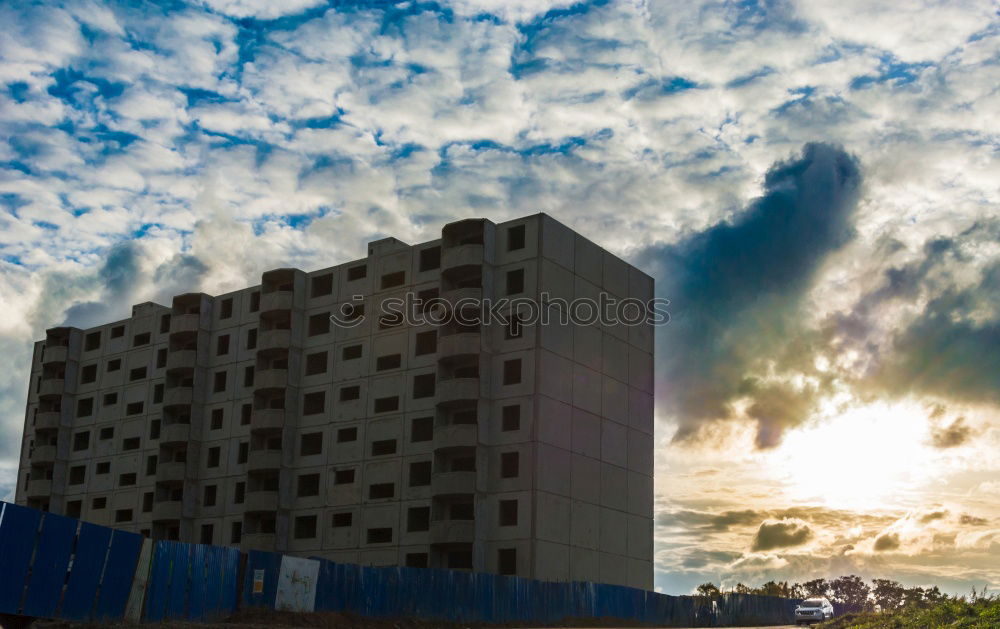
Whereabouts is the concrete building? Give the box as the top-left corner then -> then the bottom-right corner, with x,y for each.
15,214 -> 654,589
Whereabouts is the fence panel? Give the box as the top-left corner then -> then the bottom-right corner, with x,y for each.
21,512 -> 77,618
0,502 -> 41,615
60,521 -> 112,621
275,555 -> 319,612
220,545 -> 242,614
189,544 -> 208,620
0,502 -> 801,627
93,528 -> 143,621
242,550 -> 282,609
166,542 -> 192,619
143,541 -> 173,622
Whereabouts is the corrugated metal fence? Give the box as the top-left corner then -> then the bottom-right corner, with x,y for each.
0,501 -> 799,625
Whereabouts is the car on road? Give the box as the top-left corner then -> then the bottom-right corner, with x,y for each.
794,597 -> 834,624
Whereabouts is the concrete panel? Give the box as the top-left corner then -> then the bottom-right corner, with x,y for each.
628,318 -> 654,353
570,500 -> 599,549
536,443 -> 571,496
537,396 -> 571,450
540,259 -> 574,306
538,351 -> 572,404
533,540 -> 570,582
628,346 -> 653,394
570,408 -> 601,459
599,551 -> 628,586
627,557 -> 653,590
628,387 -> 654,435
570,453 -> 601,504
602,375 -> 628,425
541,215 -> 576,271
602,252 -> 629,299
627,470 -> 653,517
570,547 -> 600,582
539,315 -> 573,359
573,274 -> 601,304
535,492 -> 570,544
573,323 -> 602,372
600,463 -> 628,512
600,420 -> 627,468
602,333 -> 628,377
574,236 -> 603,286
628,266 -> 653,302
627,429 -> 653,474
599,508 -> 628,556
572,364 -> 602,415
626,513 -> 653,560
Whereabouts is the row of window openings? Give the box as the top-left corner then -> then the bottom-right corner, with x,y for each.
71,307 -> 526,394
61,440 -> 520,494
74,278 -> 527,367
70,358 -> 522,424
53,402 -> 522,465
71,225 -> 527,354
73,323 -> 488,388
75,488 -> 519,544
58,511 -> 513,573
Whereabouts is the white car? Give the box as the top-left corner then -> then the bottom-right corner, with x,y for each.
794,597 -> 834,624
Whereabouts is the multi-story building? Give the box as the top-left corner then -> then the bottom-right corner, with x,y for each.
15,214 -> 654,589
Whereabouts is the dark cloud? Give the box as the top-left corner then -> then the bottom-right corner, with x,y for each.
751,519 -> 814,551
640,143 -> 862,448
59,244 -> 210,330
874,532 -> 901,552
152,254 -> 209,302
919,509 -> 949,524
881,262 -> 1000,404
660,509 -> 763,532
960,515 -> 988,526
929,417 -> 973,449
681,548 -> 742,569
835,223 -> 1000,412
62,241 -> 144,328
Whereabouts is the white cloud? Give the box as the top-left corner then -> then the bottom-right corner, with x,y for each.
199,0 -> 327,20
1,0 -> 999,593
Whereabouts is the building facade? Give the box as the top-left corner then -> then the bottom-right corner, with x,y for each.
16,214 -> 654,589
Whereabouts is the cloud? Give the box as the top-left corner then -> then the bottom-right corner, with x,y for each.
752,518 -> 815,551
641,142 -> 862,448
874,532 -> 901,552
828,222 -> 1000,420
879,260 -> 1000,407
199,0 -> 326,20
960,515 -> 989,527
1,0 -> 1000,598
929,417 -> 974,449
659,508 -> 763,532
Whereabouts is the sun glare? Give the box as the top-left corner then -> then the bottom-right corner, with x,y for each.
771,401 -> 936,512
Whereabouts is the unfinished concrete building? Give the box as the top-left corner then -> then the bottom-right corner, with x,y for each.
16,214 -> 654,589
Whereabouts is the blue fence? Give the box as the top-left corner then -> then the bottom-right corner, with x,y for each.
0,501 -> 143,622
0,501 -> 799,626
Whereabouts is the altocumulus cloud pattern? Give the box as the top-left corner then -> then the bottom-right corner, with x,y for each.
2,0 -> 1000,597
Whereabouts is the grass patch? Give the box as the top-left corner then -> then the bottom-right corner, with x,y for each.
817,594 -> 1000,628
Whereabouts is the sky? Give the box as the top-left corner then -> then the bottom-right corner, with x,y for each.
1,0 -> 999,596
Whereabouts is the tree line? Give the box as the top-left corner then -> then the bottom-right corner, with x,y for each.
695,576 -> 948,613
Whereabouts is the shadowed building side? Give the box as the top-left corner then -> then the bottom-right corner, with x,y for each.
15,213 -> 654,589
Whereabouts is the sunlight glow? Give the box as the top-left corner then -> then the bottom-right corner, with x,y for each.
771,401 -> 937,511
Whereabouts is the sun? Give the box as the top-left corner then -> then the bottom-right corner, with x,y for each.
769,400 -> 938,512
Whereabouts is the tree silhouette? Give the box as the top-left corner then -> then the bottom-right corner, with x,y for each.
872,578 -> 905,611
830,575 -> 871,612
